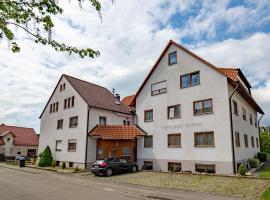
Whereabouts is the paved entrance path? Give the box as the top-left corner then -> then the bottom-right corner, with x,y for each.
0,167 -> 239,200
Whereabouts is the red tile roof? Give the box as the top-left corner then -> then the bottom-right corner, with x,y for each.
89,125 -> 145,140
121,95 -> 135,106
217,68 -> 239,82
0,138 -> 4,145
0,124 -> 39,146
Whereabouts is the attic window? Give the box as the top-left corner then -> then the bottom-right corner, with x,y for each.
7,138 -> 10,142
168,51 -> 177,65
60,83 -> 66,92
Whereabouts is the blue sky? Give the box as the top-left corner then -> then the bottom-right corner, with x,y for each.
0,0 -> 270,131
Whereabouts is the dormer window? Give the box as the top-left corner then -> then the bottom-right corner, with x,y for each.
168,51 -> 177,65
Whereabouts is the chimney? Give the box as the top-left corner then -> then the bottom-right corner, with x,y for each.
115,93 -> 120,100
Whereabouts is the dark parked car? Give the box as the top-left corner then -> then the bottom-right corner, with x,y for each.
91,158 -> 138,176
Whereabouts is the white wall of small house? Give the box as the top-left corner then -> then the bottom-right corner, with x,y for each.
136,44 -> 234,174
0,134 -> 38,157
230,84 -> 260,163
39,76 -> 88,165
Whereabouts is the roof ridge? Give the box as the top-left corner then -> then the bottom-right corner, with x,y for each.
63,74 -> 107,90
218,67 -> 239,70
0,124 -> 34,130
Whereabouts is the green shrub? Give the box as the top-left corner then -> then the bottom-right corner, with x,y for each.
248,159 -> 260,168
51,160 -> 56,167
38,151 -> 43,158
61,162 -> 66,169
38,146 -> 53,167
0,153 -> 5,162
257,152 -> 267,162
238,164 -> 246,176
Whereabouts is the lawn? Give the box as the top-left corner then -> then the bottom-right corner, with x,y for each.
109,172 -> 270,200
261,187 -> 270,200
259,165 -> 270,178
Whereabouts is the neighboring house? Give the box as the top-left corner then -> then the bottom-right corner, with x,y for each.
39,75 -> 141,168
130,40 -> 263,174
39,40 -> 263,174
0,124 -> 39,158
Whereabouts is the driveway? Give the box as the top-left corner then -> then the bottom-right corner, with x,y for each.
0,167 -> 238,200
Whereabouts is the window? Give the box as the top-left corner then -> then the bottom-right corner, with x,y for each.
144,136 -> 153,148
55,140 -> 62,152
249,113 -> 253,125
127,121 -> 130,126
71,96 -> 75,107
69,116 -> 78,128
60,84 -> 62,91
233,100 -> 238,115
151,81 -> 167,95
53,103 -> 55,112
195,164 -> 215,173
144,109 -> 153,122
194,132 -> 214,146
242,107 -> 247,121
68,139 -> 77,152
144,161 -> 153,170
10,148 -> 13,154
68,98 -> 71,108
123,120 -> 126,126
235,132 -> 240,147
50,104 -> 52,113
64,99 -> 67,109
256,137 -> 259,148
17,148 -> 21,154
255,118 -> 257,128
180,71 -> 200,88
244,134 -> 248,147
50,102 -> 59,113
193,99 -> 213,115
56,102 -> 59,112
168,105 -> 181,119
168,51 -> 177,65
7,138 -> 10,142
251,136 -> 254,148
57,119 -> 63,129
63,83 -> 65,90
69,162 -> 74,168
60,83 -> 65,92
168,162 -> 181,172
99,116 -> 106,125
97,147 -> 103,159
168,134 -> 181,147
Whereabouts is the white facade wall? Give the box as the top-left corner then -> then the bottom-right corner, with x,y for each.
230,84 -> 260,165
136,44 -> 234,174
39,76 -> 88,168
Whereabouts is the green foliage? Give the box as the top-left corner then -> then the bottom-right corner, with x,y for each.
38,145 -> 53,167
51,160 -> 56,167
260,131 -> 270,153
0,0 -> 101,58
38,151 -> 43,158
248,159 -> 260,168
237,164 -> 246,176
0,153 -> 5,162
61,162 -> 66,169
261,187 -> 270,200
257,152 -> 267,162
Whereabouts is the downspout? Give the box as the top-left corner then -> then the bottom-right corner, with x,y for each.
85,106 -> 91,169
258,114 -> 264,152
229,83 -> 239,175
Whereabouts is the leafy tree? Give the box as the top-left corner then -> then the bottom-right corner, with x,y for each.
0,0 -> 101,58
38,145 -> 53,167
260,130 -> 270,153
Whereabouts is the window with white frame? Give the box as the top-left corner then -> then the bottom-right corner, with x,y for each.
68,139 -> 77,152
55,140 -> 62,152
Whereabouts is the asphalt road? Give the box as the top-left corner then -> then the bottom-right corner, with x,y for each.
0,167 -> 239,200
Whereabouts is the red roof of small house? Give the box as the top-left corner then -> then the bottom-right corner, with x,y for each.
0,124 -> 39,146
121,95 -> 135,106
89,125 -> 145,140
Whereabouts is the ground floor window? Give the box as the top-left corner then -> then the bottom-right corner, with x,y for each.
195,164 -> 215,173
56,161 -> 60,166
168,162 -> 181,172
69,162 -> 74,168
144,161 -> 153,170
68,139 -> 77,152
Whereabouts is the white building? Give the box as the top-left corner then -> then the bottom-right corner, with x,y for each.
39,40 -> 263,174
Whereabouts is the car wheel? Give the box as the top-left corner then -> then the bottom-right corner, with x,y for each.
106,168 -> 113,177
131,165 -> 137,173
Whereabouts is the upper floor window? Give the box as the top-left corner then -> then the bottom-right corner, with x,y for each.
254,118 -> 257,128
244,134 -> 248,147
256,137 -> 259,148
60,83 -> 66,92
180,71 -> 200,88
233,100 -> 238,116
64,96 -> 75,110
193,99 -> 213,115
144,109 -> 153,122
242,107 -> 246,121
123,120 -> 130,126
99,116 -> 106,125
57,119 -> 63,130
251,136 -> 254,148
50,102 -> 59,113
249,113 -> 253,125
69,116 -> 78,128
194,131 -> 214,147
68,139 -> 77,152
55,140 -> 62,152
235,132 -> 240,147
151,81 -> 167,96
168,51 -> 177,65
168,133 -> 181,147
168,104 -> 181,119
144,135 -> 153,148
